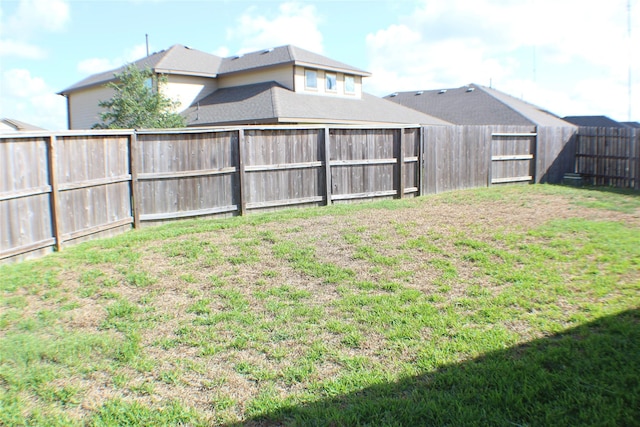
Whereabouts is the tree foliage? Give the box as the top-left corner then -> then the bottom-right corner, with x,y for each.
93,65 -> 186,129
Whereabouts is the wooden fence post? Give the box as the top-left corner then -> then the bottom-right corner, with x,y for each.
397,128 -> 405,199
324,127 -> 332,205
418,127 -> 424,196
129,132 -> 141,228
487,127 -> 493,187
237,129 -> 247,216
47,135 -> 62,252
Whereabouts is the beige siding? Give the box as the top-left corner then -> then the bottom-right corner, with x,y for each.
218,64 -> 294,89
162,75 -> 218,112
293,66 -> 362,98
68,85 -> 115,130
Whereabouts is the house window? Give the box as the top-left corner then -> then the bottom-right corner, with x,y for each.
345,75 -> 355,93
305,70 -> 317,89
326,73 -> 337,91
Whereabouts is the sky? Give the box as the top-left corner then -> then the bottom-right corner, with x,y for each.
0,0 -> 638,130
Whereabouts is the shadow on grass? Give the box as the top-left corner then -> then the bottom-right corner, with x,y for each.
231,309 -> 640,426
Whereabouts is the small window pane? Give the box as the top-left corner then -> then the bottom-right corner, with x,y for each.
305,70 -> 317,89
326,73 -> 337,91
345,75 -> 355,93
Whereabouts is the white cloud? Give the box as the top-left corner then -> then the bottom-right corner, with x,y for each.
227,2 -> 323,54
364,0 -> 640,120
0,39 -> 46,59
0,68 -> 66,130
0,0 -> 70,59
212,46 -> 230,58
76,44 -> 148,75
5,0 -> 70,35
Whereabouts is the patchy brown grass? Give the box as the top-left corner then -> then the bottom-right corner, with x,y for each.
2,185 -> 639,425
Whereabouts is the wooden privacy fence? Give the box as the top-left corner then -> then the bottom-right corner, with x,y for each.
1,124 -> 577,263
575,127 -> 640,190
421,125 -> 539,193
0,126 -> 421,263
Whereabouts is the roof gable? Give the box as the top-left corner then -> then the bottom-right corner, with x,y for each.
60,44 -> 223,94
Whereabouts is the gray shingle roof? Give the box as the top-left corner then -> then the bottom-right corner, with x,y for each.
60,44 -> 369,95
182,81 -> 449,126
0,118 -> 46,131
386,84 -> 575,127
563,115 -> 630,128
218,45 -> 370,76
59,44 -> 223,94
622,121 -> 640,128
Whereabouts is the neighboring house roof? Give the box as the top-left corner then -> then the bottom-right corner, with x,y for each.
622,121 -> 640,128
218,45 -> 371,76
563,115 -> 629,128
60,44 -> 370,96
183,81 -> 449,126
59,44 -> 223,94
386,83 -> 575,127
0,118 -> 45,132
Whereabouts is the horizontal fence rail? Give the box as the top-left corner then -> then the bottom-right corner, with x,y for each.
1,123 -> 578,263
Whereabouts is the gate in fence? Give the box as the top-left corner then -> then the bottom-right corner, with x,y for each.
490,131 -> 537,185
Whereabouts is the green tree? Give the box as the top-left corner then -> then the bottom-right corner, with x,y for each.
93,65 -> 186,129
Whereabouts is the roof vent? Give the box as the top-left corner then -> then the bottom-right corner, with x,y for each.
466,87 -> 475,92
416,91 -> 424,95
389,93 -> 398,97
262,48 -> 274,54
438,89 -> 447,94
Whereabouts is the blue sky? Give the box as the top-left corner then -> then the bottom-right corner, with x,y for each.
1,0 -> 638,130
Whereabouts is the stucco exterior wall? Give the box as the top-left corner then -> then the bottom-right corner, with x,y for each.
67,85 -> 115,129
162,74 -> 218,112
217,64 -> 294,90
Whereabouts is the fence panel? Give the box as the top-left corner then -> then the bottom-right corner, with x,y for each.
491,128 -> 536,184
423,125 -> 493,193
135,130 -> 239,223
55,134 -> 133,243
575,127 -> 639,189
330,128 -> 398,200
243,129 -> 325,210
0,136 -> 54,261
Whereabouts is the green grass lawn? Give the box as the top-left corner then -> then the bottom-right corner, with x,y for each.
1,184 -> 639,426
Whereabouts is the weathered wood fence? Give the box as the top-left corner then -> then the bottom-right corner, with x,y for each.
575,127 -> 640,190
1,124 -> 575,263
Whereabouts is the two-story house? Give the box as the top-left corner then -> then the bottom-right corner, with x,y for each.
59,44 -> 448,128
